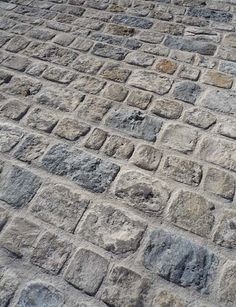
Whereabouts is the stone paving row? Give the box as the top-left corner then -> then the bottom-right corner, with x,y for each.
0,0 -> 235,306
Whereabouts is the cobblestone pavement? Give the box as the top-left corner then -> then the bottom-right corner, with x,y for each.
0,0 -> 235,306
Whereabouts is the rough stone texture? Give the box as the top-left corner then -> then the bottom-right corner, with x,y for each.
128,70 -> 172,95
15,281 -> 65,307
168,190 -> 215,237
0,1 -> 235,306
213,210 -> 236,249
30,184 -> 89,233
0,164 -> 41,208
115,171 -> 170,215
42,144 -> 120,193
200,89 -> 236,115
217,262 -> 236,306
100,266 -> 146,307
161,124 -> 198,153
162,156 -> 202,186
143,230 -> 217,291
77,203 -> 146,254
105,108 -> 162,141
64,248 -> 108,295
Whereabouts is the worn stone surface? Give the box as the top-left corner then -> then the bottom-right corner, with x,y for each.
128,70 -> 172,95
0,1 -> 235,306
41,144 -> 119,193
77,203 -> 146,254
31,231 -> 71,275
168,190 -> 215,237
115,171 -> 170,215
162,156 -> 202,186
31,184 -> 89,233
16,281 -> 65,307
143,230 -> 217,291
64,248 -> 108,295
213,211 -> 236,249
105,108 -> 162,141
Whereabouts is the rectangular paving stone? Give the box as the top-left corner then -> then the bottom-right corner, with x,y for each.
143,229 -> 217,291
111,14 -> 153,29
30,184 -> 89,233
105,107 -> 162,141
200,89 -> 236,115
92,42 -> 129,60
128,70 -> 172,95
41,144 -> 120,193
164,35 -> 217,55
0,164 -> 41,208
77,203 -> 146,254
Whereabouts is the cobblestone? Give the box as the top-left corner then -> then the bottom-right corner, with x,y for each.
0,1 -> 235,305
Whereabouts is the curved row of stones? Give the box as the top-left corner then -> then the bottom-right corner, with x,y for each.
0,0 -> 235,306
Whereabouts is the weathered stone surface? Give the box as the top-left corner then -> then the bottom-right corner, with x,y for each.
31,231 -> 71,274
2,76 -> 41,96
92,42 -> 129,60
77,203 -> 146,253
218,121 -> 236,140
14,134 -> 49,163
132,145 -> 162,171
99,63 -> 131,82
102,135 -> 134,159
199,137 -> 236,172
0,217 -> 40,256
161,124 -> 198,153
73,54 -> 103,74
85,128 -> 107,150
6,35 -> 29,52
103,83 -> 128,101
172,81 -> 202,104
217,262 -> 236,306
42,66 -> 76,84
15,281 -> 65,307
162,156 -> 202,186
64,249 -> 108,294
213,210 -> 236,249
204,167 -> 235,200
0,99 -> 29,120
34,86 -> 84,112
178,64 -> 200,81
164,35 -> 217,55
2,55 -> 30,71
128,70 -> 172,95
24,42 -> 77,65
111,14 -> 153,29
31,184 -> 89,233
153,21 -> 185,35
0,165 -> 41,208
125,52 -> 155,67
105,108 -> 162,141
100,266 -> 146,307
219,61 -> 236,76
151,99 -> 183,119
168,190 -> 215,237
143,230 -> 217,291
200,89 -> 236,115
152,290 -> 187,307
0,124 -> 23,153
71,75 -> 105,94
188,7 -> 233,23
42,144 -> 119,193
202,71 -> 233,89
115,171 -> 170,215
155,58 -> 177,74
54,118 -> 90,141
78,97 -> 111,122
0,270 -> 19,307
25,107 -> 58,132
126,89 -> 152,110
183,108 -> 216,129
